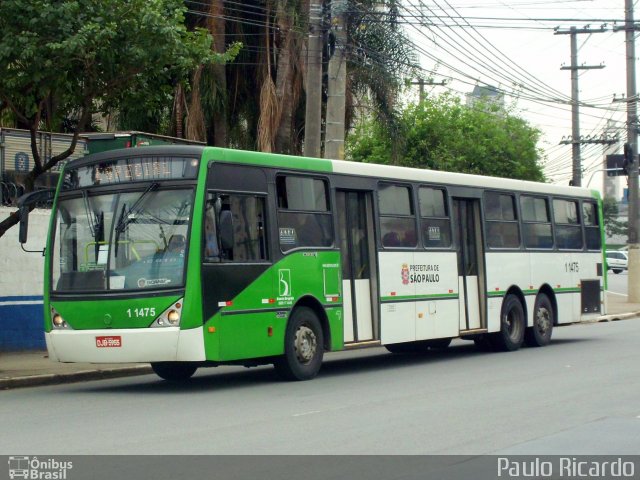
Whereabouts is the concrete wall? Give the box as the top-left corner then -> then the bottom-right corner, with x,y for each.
0,207 -> 50,350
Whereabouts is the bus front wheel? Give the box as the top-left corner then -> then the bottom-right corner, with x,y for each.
151,362 -> 198,382
491,294 -> 525,352
525,293 -> 554,347
274,307 -> 324,381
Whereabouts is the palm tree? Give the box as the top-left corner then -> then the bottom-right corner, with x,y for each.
120,0 -> 417,155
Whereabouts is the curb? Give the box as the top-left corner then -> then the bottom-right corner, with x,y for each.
597,311 -> 640,322
0,365 -> 153,390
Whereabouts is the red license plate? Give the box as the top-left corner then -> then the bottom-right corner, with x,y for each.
96,336 -> 122,348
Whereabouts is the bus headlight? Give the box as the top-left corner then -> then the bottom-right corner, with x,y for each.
167,310 -> 180,325
150,299 -> 183,328
51,308 -> 72,329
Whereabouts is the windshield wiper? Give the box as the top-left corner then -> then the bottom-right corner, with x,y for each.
82,190 -> 105,260
114,182 -> 159,256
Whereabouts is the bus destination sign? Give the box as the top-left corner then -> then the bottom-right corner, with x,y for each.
63,156 -> 199,189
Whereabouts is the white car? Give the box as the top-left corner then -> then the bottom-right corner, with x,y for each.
606,250 -> 628,274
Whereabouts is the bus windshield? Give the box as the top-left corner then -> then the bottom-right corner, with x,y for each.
51,187 -> 194,292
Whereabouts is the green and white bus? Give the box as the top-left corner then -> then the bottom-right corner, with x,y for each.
19,146 -> 606,381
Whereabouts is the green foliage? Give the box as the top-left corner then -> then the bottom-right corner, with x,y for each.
602,197 -> 628,238
0,0 -> 224,133
346,0 -> 419,127
347,93 -> 546,182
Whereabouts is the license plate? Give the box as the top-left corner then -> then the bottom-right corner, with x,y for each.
96,336 -> 122,348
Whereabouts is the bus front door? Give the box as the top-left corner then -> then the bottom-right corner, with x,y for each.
336,190 -> 378,344
453,198 -> 486,332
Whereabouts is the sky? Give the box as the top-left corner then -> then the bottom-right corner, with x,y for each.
401,0 -> 630,195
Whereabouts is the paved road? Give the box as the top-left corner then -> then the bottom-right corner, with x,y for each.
1,320 -> 639,455
607,270 -> 629,297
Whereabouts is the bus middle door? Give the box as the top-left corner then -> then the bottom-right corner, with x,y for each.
336,190 -> 378,344
453,198 -> 487,332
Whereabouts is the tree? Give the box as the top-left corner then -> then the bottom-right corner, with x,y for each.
0,0 -> 232,238
602,197 -> 628,238
173,0 -> 416,155
347,93 -> 546,182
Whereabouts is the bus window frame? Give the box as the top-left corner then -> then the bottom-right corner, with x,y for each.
50,182 -> 196,295
417,183 -> 453,250
519,194 -> 555,251
483,190 -> 522,251
202,189 -> 271,264
377,181 -> 419,250
274,173 -> 335,254
581,199 -> 602,252
552,196 -> 585,251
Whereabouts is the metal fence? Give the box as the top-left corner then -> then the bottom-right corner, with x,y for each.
0,128 -> 88,206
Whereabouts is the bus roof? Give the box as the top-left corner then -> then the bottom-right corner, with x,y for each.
65,145 -> 596,200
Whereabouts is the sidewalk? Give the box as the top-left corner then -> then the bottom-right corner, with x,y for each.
0,354 -> 152,389
2,292 -> 640,390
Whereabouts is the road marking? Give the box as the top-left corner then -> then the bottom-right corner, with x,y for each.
606,290 -> 628,297
293,410 -> 321,417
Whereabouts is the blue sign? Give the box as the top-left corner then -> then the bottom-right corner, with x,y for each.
14,152 -> 29,172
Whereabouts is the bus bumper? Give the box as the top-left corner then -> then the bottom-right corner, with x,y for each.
45,327 -> 205,363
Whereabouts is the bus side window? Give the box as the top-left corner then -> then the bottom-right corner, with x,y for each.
204,200 -> 220,261
484,192 -> 520,249
378,183 -> 417,248
205,193 -> 268,262
276,176 -> 333,251
520,195 -> 553,249
553,199 -> 583,250
583,201 -> 601,250
418,186 -> 451,248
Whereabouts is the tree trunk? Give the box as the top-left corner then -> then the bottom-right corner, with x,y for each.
174,84 -> 184,139
274,9 -> 295,154
209,0 -> 227,147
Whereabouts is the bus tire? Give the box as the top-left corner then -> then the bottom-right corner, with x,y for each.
491,294 -> 525,352
274,307 -> 324,381
525,293 -> 554,347
151,362 -> 198,382
612,269 -> 622,274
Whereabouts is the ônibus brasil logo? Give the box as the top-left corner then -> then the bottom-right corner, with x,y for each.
8,456 -> 72,480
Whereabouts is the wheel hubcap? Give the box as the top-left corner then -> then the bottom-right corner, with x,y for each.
536,307 -> 551,335
294,325 -> 317,364
505,310 -> 521,340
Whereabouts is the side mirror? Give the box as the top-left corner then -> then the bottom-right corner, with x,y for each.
219,210 -> 234,251
19,205 -> 30,244
16,188 -> 55,247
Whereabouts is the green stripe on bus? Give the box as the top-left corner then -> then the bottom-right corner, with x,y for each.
203,147 -> 334,172
487,287 -> 582,298
380,293 -> 459,302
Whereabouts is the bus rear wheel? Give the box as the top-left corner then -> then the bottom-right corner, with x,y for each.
274,307 -> 324,381
151,362 -> 198,382
525,293 -> 554,347
491,294 -> 525,352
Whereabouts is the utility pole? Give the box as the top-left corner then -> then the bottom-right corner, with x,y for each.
556,26 -> 606,186
304,0 -> 323,158
602,120 -> 621,200
324,0 -> 347,160
614,0 -> 640,302
409,78 -> 447,103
